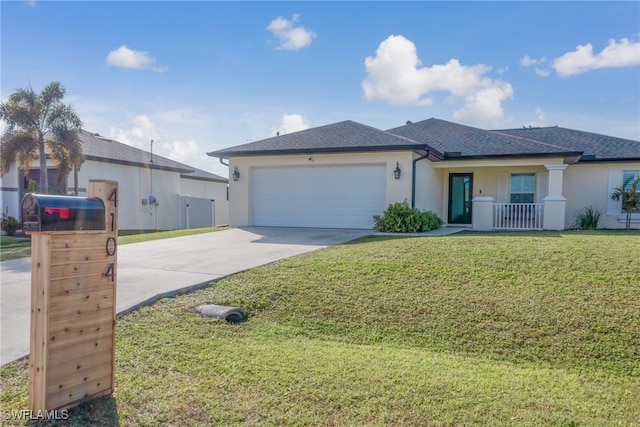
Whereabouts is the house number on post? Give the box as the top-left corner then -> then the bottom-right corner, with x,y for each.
28,180 -> 119,412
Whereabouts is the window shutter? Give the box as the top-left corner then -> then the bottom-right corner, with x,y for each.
536,172 -> 548,203
497,173 -> 508,203
607,170 -> 622,215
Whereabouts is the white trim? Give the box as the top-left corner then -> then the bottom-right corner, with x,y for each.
543,196 -> 567,202
545,163 -> 568,171
536,172 -> 548,203
617,213 -> 640,223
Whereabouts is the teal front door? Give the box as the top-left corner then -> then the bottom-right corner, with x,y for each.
448,173 -> 473,224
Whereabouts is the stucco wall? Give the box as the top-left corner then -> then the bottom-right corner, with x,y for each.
413,155 -> 443,218
564,162 -> 640,229
0,164 -> 22,218
228,151 -> 415,227
76,161 -> 182,230
180,178 -> 230,226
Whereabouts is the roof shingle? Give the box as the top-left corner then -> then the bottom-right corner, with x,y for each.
207,120 -> 425,157
80,130 -> 228,182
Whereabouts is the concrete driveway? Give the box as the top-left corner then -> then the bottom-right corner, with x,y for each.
0,227 -> 372,365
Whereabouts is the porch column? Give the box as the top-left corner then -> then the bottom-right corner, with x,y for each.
472,197 -> 495,231
543,164 -> 568,230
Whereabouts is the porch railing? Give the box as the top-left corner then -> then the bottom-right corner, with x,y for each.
494,203 -> 543,230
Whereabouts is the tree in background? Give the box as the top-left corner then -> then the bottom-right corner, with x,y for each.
0,81 -> 83,194
610,174 -> 640,229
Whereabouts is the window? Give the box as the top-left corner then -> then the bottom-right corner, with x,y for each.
510,174 -> 535,203
622,170 -> 640,213
22,169 -> 67,195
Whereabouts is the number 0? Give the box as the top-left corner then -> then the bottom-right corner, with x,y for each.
105,237 -> 116,256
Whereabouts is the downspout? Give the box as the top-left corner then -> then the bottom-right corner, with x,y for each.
411,151 -> 430,208
219,157 -> 230,167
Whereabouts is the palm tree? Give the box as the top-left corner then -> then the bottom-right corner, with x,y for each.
610,173 -> 640,229
0,81 -> 83,194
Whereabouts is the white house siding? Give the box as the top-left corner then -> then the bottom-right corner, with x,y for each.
228,151 -> 414,228
180,178 -> 229,226
563,162 -> 640,229
413,154 -> 443,218
75,161 -> 181,230
0,164 -> 22,218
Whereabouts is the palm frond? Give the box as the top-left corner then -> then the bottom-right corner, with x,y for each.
0,131 -> 39,174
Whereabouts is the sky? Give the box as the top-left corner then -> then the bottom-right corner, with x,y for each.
2,1 -> 639,177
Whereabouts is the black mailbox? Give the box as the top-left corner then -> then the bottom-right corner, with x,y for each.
21,194 -> 105,232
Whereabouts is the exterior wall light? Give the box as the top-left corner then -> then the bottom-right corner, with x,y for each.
394,162 -> 401,180
232,166 -> 240,181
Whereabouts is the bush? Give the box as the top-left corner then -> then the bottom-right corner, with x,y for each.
1,214 -> 21,236
573,205 -> 602,230
373,201 -> 443,232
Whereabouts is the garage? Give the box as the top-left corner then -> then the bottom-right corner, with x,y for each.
251,165 -> 386,229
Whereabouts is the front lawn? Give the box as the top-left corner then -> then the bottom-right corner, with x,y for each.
1,231 -> 639,426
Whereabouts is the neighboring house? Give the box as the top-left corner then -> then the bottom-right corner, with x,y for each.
207,118 -> 640,230
1,130 -> 229,230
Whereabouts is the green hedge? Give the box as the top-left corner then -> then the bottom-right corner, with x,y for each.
373,201 -> 443,233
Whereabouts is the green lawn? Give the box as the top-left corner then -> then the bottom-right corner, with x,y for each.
1,231 -> 639,426
0,226 -> 229,261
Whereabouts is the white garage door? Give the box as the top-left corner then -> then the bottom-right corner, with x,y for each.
252,165 -> 386,229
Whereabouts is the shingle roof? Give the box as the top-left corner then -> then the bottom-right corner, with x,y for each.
387,118 -> 579,158
180,167 -> 228,183
80,130 -> 227,182
208,117 -> 639,163
494,126 -> 640,161
207,120 -> 426,157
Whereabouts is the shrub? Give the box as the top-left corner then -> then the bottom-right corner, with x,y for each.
373,201 -> 443,233
27,179 -> 39,193
573,205 -> 602,230
1,214 -> 21,236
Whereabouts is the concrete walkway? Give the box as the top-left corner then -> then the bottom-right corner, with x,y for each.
0,226 -> 464,366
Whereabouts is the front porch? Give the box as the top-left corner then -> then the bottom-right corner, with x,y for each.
432,160 -> 569,231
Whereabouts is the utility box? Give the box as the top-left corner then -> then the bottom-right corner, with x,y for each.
21,194 -> 105,232
28,180 -> 118,412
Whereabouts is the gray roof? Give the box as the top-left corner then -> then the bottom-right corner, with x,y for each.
180,167 -> 228,183
387,118 -> 579,159
208,117 -> 639,163
495,126 -> 640,161
80,130 -> 228,183
207,120 -> 426,157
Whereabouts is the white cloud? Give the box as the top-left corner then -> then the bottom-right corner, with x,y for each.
521,55 -> 550,77
552,38 -> 640,76
109,115 -> 159,151
520,55 -> 546,67
267,14 -> 316,51
452,85 -> 514,123
525,107 -> 548,128
534,67 -> 550,77
271,114 -> 309,136
109,114 -> 222,174
161,139 -> 202,165
106,45 -> 168,72
362,35 -> 513,123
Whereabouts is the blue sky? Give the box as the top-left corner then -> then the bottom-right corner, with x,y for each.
2,1 -> 639,176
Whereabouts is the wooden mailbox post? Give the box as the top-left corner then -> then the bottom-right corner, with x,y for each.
28,180 -> 118,411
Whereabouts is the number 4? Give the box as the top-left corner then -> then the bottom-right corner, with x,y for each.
109,188 -> 118,207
